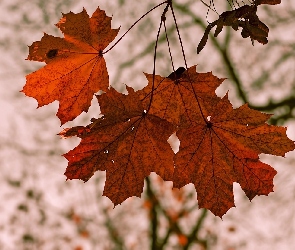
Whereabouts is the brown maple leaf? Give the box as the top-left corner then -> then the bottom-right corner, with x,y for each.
59,87 -> 175,205
138,66 -> 224,125
22,7 -> 119,124
173,94 -> 295,217
197,4 -> 272,53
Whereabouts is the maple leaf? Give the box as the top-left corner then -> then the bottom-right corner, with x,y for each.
197,4 -> 271,53
22,7 -> 119,124
173,94 -> 295,217
59,87 -> 175,205
138,66 -> 224,125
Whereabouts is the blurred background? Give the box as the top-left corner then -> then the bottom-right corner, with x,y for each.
0,0 -> 295,249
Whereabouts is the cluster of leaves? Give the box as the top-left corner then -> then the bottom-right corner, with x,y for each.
21,0 -> 294,217
197,0 -> 281,53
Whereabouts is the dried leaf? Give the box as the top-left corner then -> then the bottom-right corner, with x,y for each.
60,87 -> 175,205
138,66 -> 224,125
173,94 -> 295,217
22,7 -> 119,124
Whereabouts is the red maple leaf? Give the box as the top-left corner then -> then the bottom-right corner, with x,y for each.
59,87 -> 175,205
21,2 -> 291,217
59,65 -> 294,216
138,66 -> 224,125
22,7 -> 119,124
173,94 -> 295,217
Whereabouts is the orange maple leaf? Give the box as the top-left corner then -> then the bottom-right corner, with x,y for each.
173,94 -> 295,217
22,7 -> 119,124
138,66 -> 224,125
59,87 -> 175,205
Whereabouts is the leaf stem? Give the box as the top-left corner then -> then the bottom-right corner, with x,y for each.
146,4 -> 170,114
163,18 -> 176,73
103,1 -> 168,54
169,2 -> 188,70
169,2 -> 208,124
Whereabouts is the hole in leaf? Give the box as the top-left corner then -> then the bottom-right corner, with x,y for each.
167,132 -> 180,153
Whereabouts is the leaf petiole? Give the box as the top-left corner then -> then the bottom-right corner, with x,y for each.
103,1 -> 169,54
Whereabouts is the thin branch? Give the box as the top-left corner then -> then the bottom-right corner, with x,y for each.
103,208 -> 126,250
170,2 -> 209,123
163,19 -> 176,73
183,209 -> 208,250
145,177 -> 160,250
146,5 -> 167,114
112,21 -> 194,89
103,1 -> 168,54
173,2 -> 249,104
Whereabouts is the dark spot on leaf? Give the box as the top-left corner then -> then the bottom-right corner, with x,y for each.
46,49 -> 58,59
167,67 -> 186,81
207,122 -> 213,128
